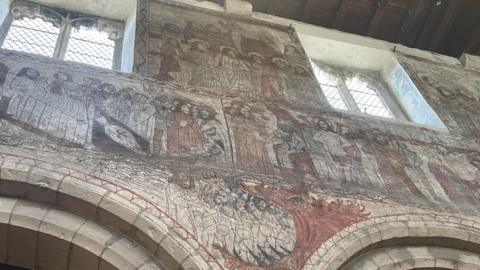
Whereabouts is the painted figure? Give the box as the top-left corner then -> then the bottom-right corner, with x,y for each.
368,134 -> 427,202
269,106 -> 316,179
1,68 -> 91,146
150,94 -> 172,155
187,39 -> 218,89
101,87 -> 155,144
288,64 -> 316,98
155,37 -> 183,81
196,106 -> 230,163
226,102 -> 275,175
428,152 -> 480,209
217,46 -> 255,98
166,99 -> 204,156
307,119 -> 346,182
250,53 -> 286,100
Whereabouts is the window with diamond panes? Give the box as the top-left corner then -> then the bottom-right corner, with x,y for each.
65,25 -> 116,69
311,61 -> 400,119
345,75 -> 393,118
2,17 -> 60,57
311,61 -> 348,110
1,2 -> 123,69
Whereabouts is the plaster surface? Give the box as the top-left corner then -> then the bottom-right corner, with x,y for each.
0,0 -> 479,269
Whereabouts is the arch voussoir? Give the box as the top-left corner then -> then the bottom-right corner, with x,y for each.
0,151 -> 216,270
306,214 -> 480,270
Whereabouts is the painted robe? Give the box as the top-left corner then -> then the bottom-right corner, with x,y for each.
167,110 -> 204,155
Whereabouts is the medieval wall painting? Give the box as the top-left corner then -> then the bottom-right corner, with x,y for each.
301,114 -> 480,214
136,1 -> 329,110
3,44 -> 480,269
0,52 -> 232,169
399,55 -> 480,141
92,153 -> 370,270
222,97 -> 480,216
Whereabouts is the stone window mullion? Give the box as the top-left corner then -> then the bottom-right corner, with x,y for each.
53,13 -> 71,59
337,76 -> 360,112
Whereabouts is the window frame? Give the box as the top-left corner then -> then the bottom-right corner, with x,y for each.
312,61 -> 410,121
0,0 -> 125,70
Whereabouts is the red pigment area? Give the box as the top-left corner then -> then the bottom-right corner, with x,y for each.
215,182 -> 370,270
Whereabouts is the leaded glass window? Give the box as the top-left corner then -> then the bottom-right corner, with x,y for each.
311,62 -> 348,110
2,17 -> 60,57
0,1 -> 124,69
345,75 -> 393,118
64,24 -> 116,69
311,60 -> 405,120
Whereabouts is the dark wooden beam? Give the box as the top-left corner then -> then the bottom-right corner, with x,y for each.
397,0 -> 431,46
465,22 -> 480,54
415,0 -> 446,49
266,0 -> 276,14
367,0 -> 388,36
301,0 -> 315,21
429,0 -> 462,51
334,0 -> 352,29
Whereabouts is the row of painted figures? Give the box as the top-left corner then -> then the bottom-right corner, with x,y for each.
227,102 -> 480,212
151,36 -> 318,102
0,64 -> 229,163
0,63 -> 479,213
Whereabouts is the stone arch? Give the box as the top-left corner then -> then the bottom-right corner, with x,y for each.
304,214 -> 480,270
0,152 -> 221,270
0,196 -> 158,270
341,246 -> 480,270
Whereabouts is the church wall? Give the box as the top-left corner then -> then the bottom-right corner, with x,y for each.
0,0 -> 480,269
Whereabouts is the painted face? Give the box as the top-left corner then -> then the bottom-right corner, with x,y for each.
226,49 -> 237,58
83,78 -> 93,85
181,104 -> 190,114
236,198 -> 246,209
200,109 -> 211,119
166,23 -> 181,33
252,55 -> 263,65
240,106 -> 250,118
214,191 -> 229,205
274,60 -> 287,70
168,38 -> 179,46
292,136 -> 304,148
57,72 -> 69,81
375,135 -> 389,145
121,90 -> 132,100
104,85 -> 116,94
197,42 -> 208,52
256,200 -> 267,211
295,66 -> 306,75
317,120 -> 329,131
134,93 -> 148,103
285,46 -> 295,54
26,68 -> 39,79
96,115 -> 108,125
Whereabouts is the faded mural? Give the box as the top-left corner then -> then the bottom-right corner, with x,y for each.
135,1 -> 328,110
0,1 -> 480,269
400,55 -> 480,142
0,52 -> 232,170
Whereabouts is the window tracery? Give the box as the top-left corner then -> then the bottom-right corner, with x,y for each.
0,0 -> 124,69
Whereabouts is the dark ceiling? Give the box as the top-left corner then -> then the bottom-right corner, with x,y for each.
210,0 -> 480,57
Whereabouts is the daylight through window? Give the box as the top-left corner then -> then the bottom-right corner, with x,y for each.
0,2 -> 124,69
311,61 -> 398,119
65,25 -> 117,69
2,17 -> 60,57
